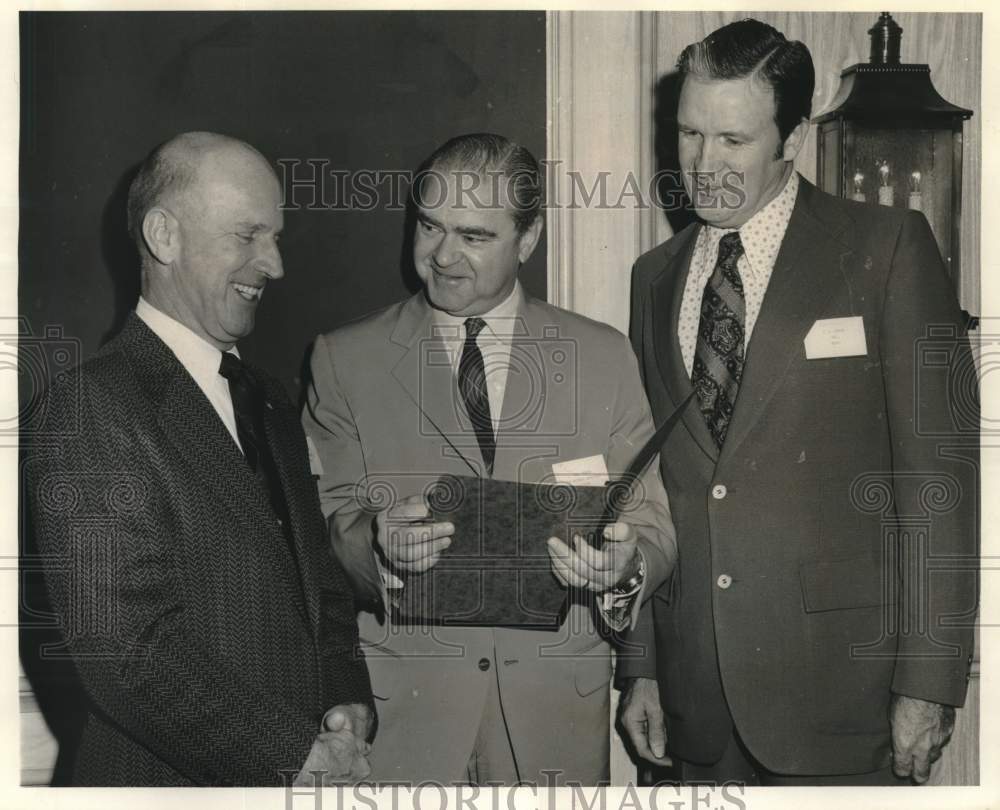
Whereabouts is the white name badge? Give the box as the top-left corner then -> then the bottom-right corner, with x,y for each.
804,316 -> 868,360
306,435 -> 325,477
551,454 -> 610,487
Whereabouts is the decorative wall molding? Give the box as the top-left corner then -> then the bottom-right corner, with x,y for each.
546,11 -> 652,335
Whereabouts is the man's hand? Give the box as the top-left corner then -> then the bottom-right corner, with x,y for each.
294,703 -> 374,786
324,702 -> 375,748
618,677 -> 671,765
375,494 -> 454,574
891,694 -> 955,783
546,521 -> 640,592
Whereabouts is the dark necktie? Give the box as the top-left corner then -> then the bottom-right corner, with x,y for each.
218,352 -> 291,530
458,317 -> 496,476
691,231 -> 746,448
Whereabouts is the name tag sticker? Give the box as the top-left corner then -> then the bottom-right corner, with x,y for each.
804,316 -> 867,360
306,435 -> 324,477
552,454 -> 610,487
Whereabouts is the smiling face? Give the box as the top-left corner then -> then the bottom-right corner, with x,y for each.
677,73 -> 806,229
413,170 -> 542,317
145,145 -> 284,350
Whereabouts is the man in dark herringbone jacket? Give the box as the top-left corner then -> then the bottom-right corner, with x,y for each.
24,132 -> 374,786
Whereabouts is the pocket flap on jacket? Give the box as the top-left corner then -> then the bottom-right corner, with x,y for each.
574,653 -> 612,697
356,640 -> 395,701
799,555 -> 896,613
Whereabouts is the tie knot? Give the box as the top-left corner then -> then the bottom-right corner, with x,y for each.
464,317 -> 487,341
218,351 -> 245,383
717,231 -> 744,266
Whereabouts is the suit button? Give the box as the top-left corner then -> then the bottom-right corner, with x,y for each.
717,574 -> 732,589
478,658 -> 491,671
712,484 -> 727,500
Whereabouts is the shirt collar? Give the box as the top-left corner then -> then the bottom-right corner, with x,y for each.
740,170 -> 798,246
136,297 -> 237,379
430,280 -> 524,344
701,170 -> 800,276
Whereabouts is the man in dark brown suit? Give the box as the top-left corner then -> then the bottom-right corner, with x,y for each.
618,20 -> 977,787
24,132 -> 373,785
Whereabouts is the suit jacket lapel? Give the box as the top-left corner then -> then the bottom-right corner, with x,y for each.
492,302 -> 529,483
491,295 -> 564,482
652,224 -> 720,463
720,179 -> 854,463
256,388 -> 321,629
119,316 -> 310,626
389,293 -> 483,476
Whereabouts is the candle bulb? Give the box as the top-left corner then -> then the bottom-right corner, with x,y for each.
908,170 -> 923,211
877,161 -> 894,207
851,170 -> 866,202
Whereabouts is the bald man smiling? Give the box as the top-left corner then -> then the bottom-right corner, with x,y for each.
25,132 -> 374,785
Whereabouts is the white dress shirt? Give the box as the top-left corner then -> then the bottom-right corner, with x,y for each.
431,280 -> 523,433
135,297 -> 243,451
678,171 -> 800,375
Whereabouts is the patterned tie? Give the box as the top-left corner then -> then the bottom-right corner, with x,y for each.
219,352 -> 292,531
691,231 -> 746,448
458,317 -> 495,476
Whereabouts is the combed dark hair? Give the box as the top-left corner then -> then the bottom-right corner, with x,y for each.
414,133 -> 542,234
678,19 -> 814,144
125,141 -> 196,249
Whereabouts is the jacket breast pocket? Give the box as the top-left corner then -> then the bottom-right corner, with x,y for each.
799,554 -> 897,613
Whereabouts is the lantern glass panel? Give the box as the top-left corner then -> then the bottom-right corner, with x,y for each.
820,124 -> 840,194
844,125 -> 956,276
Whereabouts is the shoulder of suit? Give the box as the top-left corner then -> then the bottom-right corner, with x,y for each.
28,331 -> 142,446
314,298 -> 408,347
53,330 -> 134,399
522,295 -> 631,352
797,178 -> 912,243
632,221 -> 700,284
525,296 -> 625,338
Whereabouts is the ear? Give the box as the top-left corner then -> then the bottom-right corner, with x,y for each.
141,207 -> 180,266
781,118 -> 810,162
516,215 -> 544,264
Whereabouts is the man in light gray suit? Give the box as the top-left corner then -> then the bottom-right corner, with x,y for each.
303,133 -> 677,785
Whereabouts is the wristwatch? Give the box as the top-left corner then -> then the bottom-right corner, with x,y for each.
611,552 -> 645,596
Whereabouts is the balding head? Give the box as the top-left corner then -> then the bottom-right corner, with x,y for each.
130,132 -> 284,350
127,132 -> 275,259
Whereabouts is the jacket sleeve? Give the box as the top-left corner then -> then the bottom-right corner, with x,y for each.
261,377 -> 374,722
302,333 -> 389,613
613,597 -> 660,685
26,373 -> 320,785
881,210 -> 979,707
604,329 -> 678,632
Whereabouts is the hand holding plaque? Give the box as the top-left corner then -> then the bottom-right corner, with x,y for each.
375,494 -> 455,574
391,391 -> 695,629
546,520 -> 640,591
